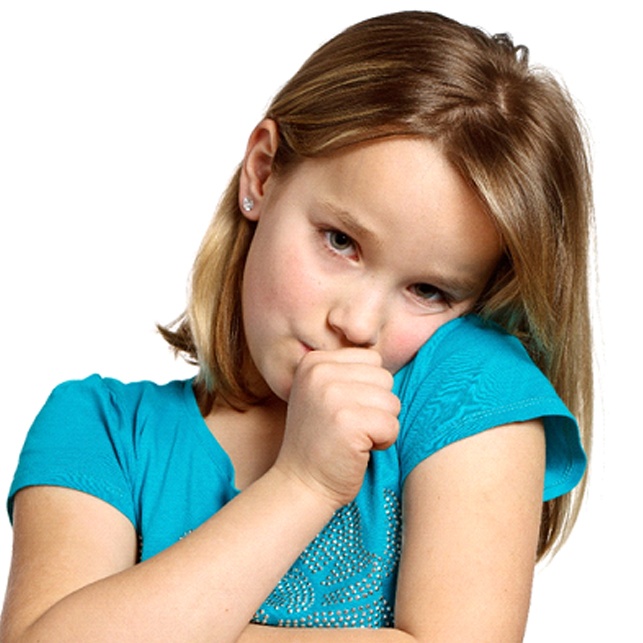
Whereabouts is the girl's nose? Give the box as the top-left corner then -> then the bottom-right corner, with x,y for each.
327,290 -> 386,348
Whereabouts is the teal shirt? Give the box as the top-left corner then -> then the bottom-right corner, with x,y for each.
8,316 -> 586,628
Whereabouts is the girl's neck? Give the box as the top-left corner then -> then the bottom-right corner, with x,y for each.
204,396 -> 287,491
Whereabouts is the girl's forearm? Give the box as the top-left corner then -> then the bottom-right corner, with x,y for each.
15,469 -> 338,643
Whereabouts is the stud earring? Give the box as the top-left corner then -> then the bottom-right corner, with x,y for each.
242,196 -> 254,212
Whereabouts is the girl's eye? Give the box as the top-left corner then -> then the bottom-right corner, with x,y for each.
325,230 -> 357,257
409,283 -> 451,310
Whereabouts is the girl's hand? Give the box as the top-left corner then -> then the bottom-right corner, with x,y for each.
274,348 -> 401,509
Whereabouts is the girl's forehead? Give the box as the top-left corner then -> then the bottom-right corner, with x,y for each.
289,138 -> 484,229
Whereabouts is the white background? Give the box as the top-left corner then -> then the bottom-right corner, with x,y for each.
0,1 -> 640,640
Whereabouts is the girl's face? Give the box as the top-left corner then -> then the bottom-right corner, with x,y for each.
241,136 -> 502,401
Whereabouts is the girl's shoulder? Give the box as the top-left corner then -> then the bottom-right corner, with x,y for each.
394,315 -> 586,501
8,375 -> 202,526
394,315 -> 547,403
396,315 -> 528,377
37,374 -> 198,433
47,373 -> 192,406
394,314 -> 556,406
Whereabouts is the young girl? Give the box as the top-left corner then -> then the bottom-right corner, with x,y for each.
1,10 -> 592,642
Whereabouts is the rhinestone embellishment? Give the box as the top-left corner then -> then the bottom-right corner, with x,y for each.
252,488 -> 401,628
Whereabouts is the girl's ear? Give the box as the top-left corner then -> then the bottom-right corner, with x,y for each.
239,119 -> 280,221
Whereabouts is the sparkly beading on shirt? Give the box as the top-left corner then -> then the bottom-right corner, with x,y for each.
252,488 -> 401,628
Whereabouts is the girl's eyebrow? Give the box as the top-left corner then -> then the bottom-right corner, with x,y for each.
319,200 -> 381,247
425,272 -> 482,298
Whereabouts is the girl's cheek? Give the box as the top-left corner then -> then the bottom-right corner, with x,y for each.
384,329 -> 433,373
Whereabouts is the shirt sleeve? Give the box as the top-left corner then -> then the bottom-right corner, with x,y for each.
394,316 -> 586,501
7,375 -> 137,526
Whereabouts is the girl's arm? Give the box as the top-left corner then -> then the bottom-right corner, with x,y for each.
239,420 -> 546,643
3,421 -> 544,643
0,348 -> 399,642
395,420 -> 545,641
1,350 -> 543,642
0,468 -> 338,643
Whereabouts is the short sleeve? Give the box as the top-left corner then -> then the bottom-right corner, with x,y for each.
394,316 -> 586,501
8,375 -> 137,526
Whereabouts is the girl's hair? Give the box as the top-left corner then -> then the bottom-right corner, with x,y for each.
160,11 -> 594,559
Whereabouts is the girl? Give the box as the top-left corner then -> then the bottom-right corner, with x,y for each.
1,10 -> 592,642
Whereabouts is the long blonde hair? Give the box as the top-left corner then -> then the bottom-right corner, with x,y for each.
160,11 -> 594,559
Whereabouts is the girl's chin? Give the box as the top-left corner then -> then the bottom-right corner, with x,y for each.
265,378 -> 293,404
249,368 -> 293,404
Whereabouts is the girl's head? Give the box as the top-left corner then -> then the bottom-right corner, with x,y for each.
239,129 -> 502,402
162,10 -> 593,556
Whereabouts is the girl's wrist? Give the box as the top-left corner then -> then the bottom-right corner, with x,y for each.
265,462 -> 346,517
